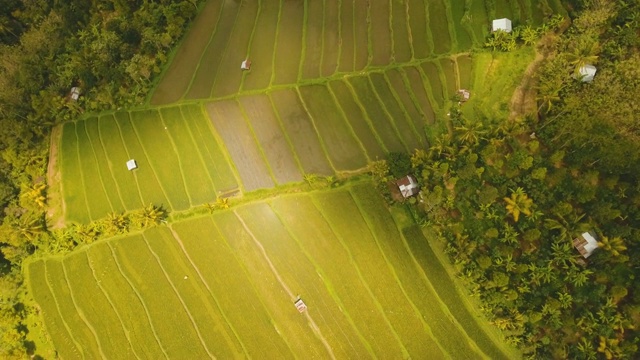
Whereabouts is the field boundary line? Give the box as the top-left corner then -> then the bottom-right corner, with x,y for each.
61,260 -> 109,359
295,86 -> 338,173
140,233 -> 216,359
318,0 -> 326,76
388,0 -> 396,63
441,0 -> 459,51
196,104 -> 244,193
310,195 -> 410,358
236,99 -> 279,184
127,110 -> 176,209
268,202 -> 376,357
177,106 -> 219,194
326,84 -> 371,162
113,114 -> 148,208
366,74 -> 410,152
43,260 -> 87,358
267,93 -> 307,177
397,67 -> 437,117
411,66 -> 442,114
404,0 -> 415,60
81,121 -> 117,212
39,260 -> 85,358
168,225 -> 250,357
106,242 -> 171,359
183,0 -> 225,101
343,79 -> 390,154
381,72 -> 425,145
157,110 -> 195,207
423,1 -> 436,57
71,122 -> 93,221
334,0 -> 343,74
348,189 -> 452,358
209,0 -> 245,99
453,55 -> 462,90
233,211 -> 336,359
433,59 -> 451,101
269,0 -> 284,87
94,116 -> 132,211
350,0 -> 357,70
84,251 -> 142,359
365,0 -> 373,66
396,226 -> 487,357
239,0 -> 262,92
297,1 -> 308,82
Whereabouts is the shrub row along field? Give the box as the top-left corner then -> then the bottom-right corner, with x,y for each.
27,183 -> 512,359
62,56 -> 487,222
150,0 -> 551,105
59,105 -> 238,224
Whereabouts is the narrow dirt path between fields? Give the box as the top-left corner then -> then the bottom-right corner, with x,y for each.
46,125 -> 66,229
509,51 -> 543,121
233,211 -> 337,360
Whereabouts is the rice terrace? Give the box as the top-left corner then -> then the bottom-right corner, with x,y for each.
27,0 -> 567,358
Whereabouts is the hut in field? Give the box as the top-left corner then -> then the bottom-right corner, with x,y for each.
458,89 -> 471,103
577,64 -> 597,82
492,18 -> 512,33
572,231 -> 599,259
69,87 -> 81,101
241,59 -> 251,70
396,175 -> 420,199
126,159 -> 138,171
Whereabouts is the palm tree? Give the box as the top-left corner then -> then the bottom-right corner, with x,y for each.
566,39 -> 600,75
503,187 -> 533,222
303,173 -> 318,186
137,204 -> 167,227
215,197 -> 229,210
597,236 -> 627,257
103,212 -> 128,235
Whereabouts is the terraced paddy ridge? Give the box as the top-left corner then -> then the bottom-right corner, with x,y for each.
29,184 -> 513,359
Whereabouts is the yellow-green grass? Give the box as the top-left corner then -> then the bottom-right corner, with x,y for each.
97,114 -> 145,211
457,54 -> 474,90
61,252 -> 137,359
328,79 -> 387,159
241,0 -> 279,91
347,75 -> 406,153
494,0 -> 514,19
301,0 -> 323,80
438,57 -> 460,99
114,111 -> 170,208
529,0 -> 547,24
185,1 -> 240,100
159,107 -> 217,205
449,1 -> 474,51
272,0 -> 304,85
129,109 -> 190,210
353,0 -> 370,70
44,260 -> 103,357
421,61 -> 447,104
238,95 -> 303,184
84,118 -> 127,212
59,122 -> 90,224
469,0 -> 491,43
109,234 -> 213,358
270,196 -> 407,357
210,0 -> 259,99
171,217 -> 292,357
349,184 -> 490,359
312,189 -> 444,358
269,89 -> 334,175
386,68 -> 435,124
235,202 -> 368,358
180,104 -> 239,193
369,72 -> 423,150
321,0 -> 340,77
75,120 -> 114,219
206,100 -> 275,191
150,0 -> 223,105
369,0 -> 393,67
407,0 -> 432,59
402,226 -> 511,360
298,84 -> 368,171
391,0 -> 413,63
337,0 -> 356,73
143,227 -> 242,358
428,0 -> 453,54
26,261 -> 82,359
213,211 -> 329,357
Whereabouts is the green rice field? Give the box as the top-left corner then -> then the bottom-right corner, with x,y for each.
41,0 -> 567,357
29,184 -> 514,359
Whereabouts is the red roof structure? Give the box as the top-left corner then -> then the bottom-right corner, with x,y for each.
396,175 -> 420,199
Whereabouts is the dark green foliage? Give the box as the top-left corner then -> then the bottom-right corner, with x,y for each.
387,152 -> 412,179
